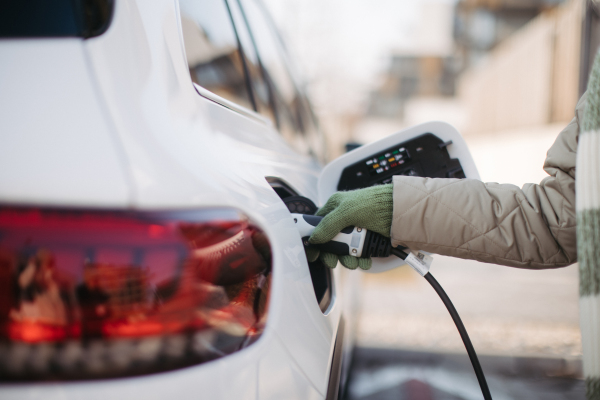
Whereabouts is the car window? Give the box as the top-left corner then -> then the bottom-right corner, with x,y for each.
179,0 -> 254,111
236,0 -> 307,145
226,0 -> 275,123
0,0 -> 113,38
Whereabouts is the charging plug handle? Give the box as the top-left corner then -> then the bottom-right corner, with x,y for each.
293,213 -> 369,257
292,213 -> 394,258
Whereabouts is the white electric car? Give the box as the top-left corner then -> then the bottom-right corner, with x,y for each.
0,0 -> 361,399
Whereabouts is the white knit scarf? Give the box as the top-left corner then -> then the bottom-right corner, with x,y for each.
577,49 -> 600,400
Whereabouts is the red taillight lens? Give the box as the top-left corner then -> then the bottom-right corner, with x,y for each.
0,207 -> 271,380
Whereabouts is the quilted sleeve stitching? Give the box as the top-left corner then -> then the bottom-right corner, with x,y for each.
392,179 -> 463,221
424,192 -> 511,254
457,205 -> 523,258
440,200 -> 515,254
395,179 -> 512,253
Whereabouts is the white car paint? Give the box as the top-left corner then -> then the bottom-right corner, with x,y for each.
0,0 -> 360,399
0,40 -> 131,207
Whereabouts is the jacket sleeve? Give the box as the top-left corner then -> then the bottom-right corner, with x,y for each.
390,93 -> 586,269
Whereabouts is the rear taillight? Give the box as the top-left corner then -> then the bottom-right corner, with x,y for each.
0,207 -> 271,380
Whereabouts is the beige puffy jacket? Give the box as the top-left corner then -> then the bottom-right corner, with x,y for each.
390,93 -> 586,269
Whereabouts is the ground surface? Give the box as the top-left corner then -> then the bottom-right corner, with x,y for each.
345,348 -> 584,400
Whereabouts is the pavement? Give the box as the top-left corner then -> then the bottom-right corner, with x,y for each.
345,347 -> 584,400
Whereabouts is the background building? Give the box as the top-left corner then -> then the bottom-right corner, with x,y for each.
454,0 -> 565,71
458,0 -> 583,135
367,56 -> 457,119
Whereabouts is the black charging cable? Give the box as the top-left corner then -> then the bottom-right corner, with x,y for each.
391,247 -> 493,400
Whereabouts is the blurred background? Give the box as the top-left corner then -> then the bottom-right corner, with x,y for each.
264,0 -> 599,398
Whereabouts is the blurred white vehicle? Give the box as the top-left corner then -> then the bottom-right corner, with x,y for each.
0,0 -> 360,399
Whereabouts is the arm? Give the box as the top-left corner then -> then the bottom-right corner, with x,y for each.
390,94 -> 586,269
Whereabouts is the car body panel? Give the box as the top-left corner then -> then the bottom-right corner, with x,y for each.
0,40 -> 131,207
0,0 -> 349,398
258,334 -> 323,399
84,0 -> 320,209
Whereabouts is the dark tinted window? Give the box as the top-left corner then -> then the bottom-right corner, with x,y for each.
179,0 -> 253,110
237,0 -> 305,143
0,0 -> 113,38
227,0 -> 275,123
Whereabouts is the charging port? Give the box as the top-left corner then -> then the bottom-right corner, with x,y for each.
266,178 -> 332,313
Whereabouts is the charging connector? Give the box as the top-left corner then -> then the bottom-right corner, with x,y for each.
294,213 -> 368,257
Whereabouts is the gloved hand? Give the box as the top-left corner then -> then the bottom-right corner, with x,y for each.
307,184 -> 394,270
305,245 -> 371,270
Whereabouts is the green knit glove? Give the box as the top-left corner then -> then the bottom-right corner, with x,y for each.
310,184 -> 394,243
307,184 -> 394,270
305,245 -> 371,270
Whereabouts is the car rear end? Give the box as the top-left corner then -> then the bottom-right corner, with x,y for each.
0,1 -> 356,399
